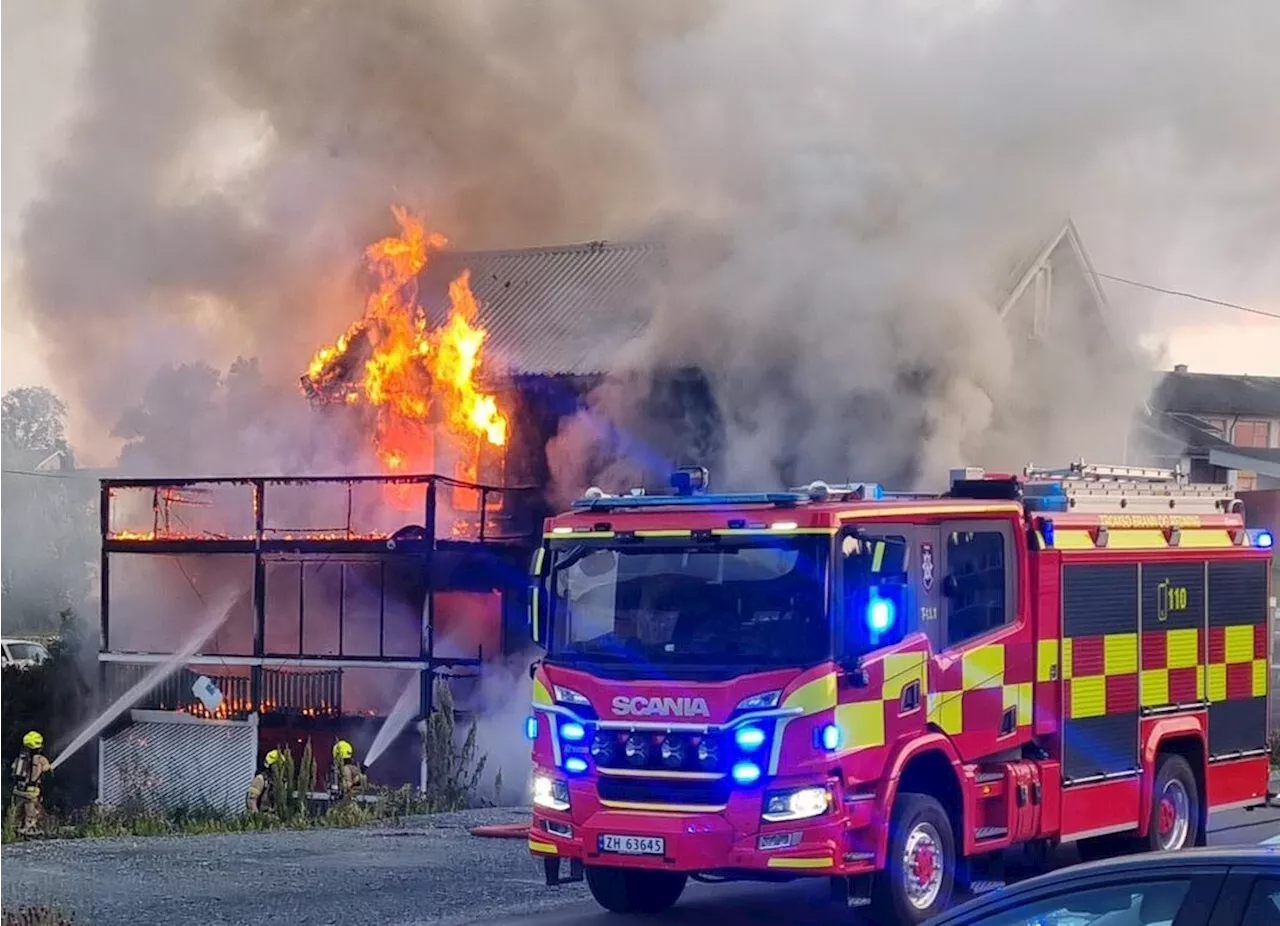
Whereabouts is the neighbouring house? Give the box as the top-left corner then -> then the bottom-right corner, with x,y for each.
1146,367 -> 1280,490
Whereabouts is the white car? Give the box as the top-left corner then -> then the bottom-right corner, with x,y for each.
1,638 -> 51,669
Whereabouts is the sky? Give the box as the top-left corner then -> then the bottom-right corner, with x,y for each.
2,0 -> 1278,410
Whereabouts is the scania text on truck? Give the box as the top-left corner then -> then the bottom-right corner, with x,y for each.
524,462 -> 1275,922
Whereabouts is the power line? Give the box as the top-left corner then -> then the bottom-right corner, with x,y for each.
1097,272 -> 1280,321
1,468 -> 87,479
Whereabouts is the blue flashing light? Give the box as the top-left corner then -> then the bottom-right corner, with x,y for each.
571,492 -> 807,512
866,594 -> 895,634
734,726 -> 766,752
525,715 -> 538,740
731,761 -> 762,786
560,721 -> 586,742
1256,530 -> 1275,550
820,723 -> 842,752
1040,519 -> 1055,548
564,756 -> 588,774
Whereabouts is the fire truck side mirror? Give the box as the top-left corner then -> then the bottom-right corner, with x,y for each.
529,585 -> 548,647
529,545 -> 549,646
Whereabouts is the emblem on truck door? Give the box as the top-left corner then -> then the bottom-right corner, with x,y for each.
920,542 -> 935,592
612,696 -> 711,718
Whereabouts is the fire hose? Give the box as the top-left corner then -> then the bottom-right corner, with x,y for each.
469,821 -> 531,839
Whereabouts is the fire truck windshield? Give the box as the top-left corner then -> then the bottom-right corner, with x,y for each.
545,537 -> 829,677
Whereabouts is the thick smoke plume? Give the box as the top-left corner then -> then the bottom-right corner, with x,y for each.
15,0 -> 1279,483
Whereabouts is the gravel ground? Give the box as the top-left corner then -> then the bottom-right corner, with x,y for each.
1,807 -> 587,926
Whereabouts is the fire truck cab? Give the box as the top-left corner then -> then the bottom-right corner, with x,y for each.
526,463 -> 1275,923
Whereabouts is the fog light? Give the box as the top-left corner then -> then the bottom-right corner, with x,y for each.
624,734 -> 649,767
731,761 -> 762,786
544,819 -> 573,839
697,737 -> 720,769
757,832 -> 802,851
660,735 -> 685,768
590,732 -> 615,763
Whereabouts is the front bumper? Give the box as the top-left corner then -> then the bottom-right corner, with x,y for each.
529,805 -> 869,876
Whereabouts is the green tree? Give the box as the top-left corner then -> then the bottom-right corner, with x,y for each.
2,387 -> 68,454
0,388 -> 94,636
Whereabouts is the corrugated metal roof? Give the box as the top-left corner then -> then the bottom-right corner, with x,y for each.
420,241 -> 664,376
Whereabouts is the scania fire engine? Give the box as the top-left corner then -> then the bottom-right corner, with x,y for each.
525,463 -> 1275,922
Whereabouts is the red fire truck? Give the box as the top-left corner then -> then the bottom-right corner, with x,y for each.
525,463 -> 1275,923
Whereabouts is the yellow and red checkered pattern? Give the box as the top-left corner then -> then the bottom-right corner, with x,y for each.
1062,632 -> 1139,720
925,643 -> 1031,736
1140,626 -> 1204,707
1207,623 -> 1268,703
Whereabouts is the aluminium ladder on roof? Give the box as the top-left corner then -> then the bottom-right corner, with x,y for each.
1021,460 -> 1237,516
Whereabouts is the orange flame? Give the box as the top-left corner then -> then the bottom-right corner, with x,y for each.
303,207 -> 507,503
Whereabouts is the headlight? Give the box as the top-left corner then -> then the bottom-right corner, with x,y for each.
553,685 -> 591,707
762,786 -> 831,822
736,690 -> 782,711
533,775 -> 570,812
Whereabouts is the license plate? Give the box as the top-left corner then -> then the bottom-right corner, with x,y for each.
598,834 -> 665,856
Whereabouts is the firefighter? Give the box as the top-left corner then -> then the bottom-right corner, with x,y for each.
11,730 -> 52,837
329,739 -> 367,802
245,748 -> 281,814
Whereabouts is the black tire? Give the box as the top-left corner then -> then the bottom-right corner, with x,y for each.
584,867 -> 687,915
1143,753 -> 1200,852
869,792 -> 956,925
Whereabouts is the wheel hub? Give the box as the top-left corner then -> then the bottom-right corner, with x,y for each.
902,822 -> 944,910
1156,779 -> 1189,850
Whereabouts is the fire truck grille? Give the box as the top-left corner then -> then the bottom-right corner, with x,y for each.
597,776 -> 730,808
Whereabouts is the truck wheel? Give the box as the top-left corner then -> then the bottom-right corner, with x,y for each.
1144,753 -> 1199,852
870,792 -> 955,925
584,867 -> 687,914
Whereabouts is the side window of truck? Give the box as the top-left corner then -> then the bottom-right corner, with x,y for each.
941,522 -> 1012,647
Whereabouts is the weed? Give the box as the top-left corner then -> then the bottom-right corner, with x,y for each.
2,907 -> 75,926
421,680 -> 486,813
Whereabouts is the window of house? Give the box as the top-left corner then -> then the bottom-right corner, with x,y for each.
1233,418 -> 1272,448
1201,416 -> 1228,437
943,526 -> 1010,646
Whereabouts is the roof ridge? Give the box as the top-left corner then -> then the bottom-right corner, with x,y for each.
434,239 -> 662,262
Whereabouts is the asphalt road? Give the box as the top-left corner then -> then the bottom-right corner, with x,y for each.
4,803 -> 1280,926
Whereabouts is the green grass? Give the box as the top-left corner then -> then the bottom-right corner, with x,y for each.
1,784 -> 455,843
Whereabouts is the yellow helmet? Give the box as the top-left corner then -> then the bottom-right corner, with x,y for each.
333,739 -> 354,761
22,731 -> 44,750
264,749 -> 282,767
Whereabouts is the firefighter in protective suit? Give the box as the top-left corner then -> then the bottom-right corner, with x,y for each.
328,739 -> 367,802
245,749 -> 281,814
11,731 -> 52,836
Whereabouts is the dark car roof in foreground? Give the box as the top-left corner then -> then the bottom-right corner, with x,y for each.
931,848 -> 1280,924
